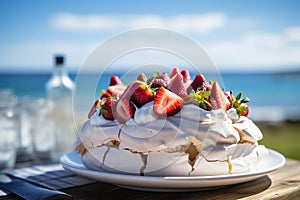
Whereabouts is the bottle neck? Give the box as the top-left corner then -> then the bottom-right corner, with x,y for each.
53,64 -> 68,77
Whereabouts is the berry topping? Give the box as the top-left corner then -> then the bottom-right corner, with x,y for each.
210,82 -> 231,111
137,73 -> 147,83
115,98 -> 136,124
188,74 -> 211,93
100,90 -> 112,100
167,70 -> 188,99
240,103 -> 249,117
88,98 -> 100,119
170,67 -> 181,78
189,90 -> 212,111
151,73 -> 170,88
107,84 -> 126,97
131,84 -> 154,108
181,69 -> 191,83
120,81 -> 141,100
230,92 -> 250,117
101,97 -> 117,120
109,75 -> 123,86
153,87 -> 184,117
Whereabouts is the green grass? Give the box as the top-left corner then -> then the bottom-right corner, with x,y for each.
257,122 -> 300,160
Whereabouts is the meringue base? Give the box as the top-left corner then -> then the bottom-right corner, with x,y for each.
77,141 -> 268,177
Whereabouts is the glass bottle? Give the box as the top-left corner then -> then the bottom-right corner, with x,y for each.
46,55 -> 75,161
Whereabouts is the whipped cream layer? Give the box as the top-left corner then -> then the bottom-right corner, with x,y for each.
75,103 -> 268,176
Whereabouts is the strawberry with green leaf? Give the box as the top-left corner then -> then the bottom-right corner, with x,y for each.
153,87 -> 184,117
230,92 -> 250,117
189,90 -> 212,111
131,82 -> 154,108
100,97 -> 117,120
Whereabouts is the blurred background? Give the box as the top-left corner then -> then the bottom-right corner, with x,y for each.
0,0 -> 299,163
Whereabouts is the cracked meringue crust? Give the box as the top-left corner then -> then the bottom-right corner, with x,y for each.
75,104 -> 268,176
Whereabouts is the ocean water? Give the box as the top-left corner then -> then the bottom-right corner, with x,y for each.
1,72 -> 300,122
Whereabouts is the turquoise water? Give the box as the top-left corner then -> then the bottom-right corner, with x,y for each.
1,72 -> 300,122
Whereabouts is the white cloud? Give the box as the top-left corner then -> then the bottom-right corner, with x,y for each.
51,13 -> 228,34
284,26 -> 300,42
206,28 -> 300,70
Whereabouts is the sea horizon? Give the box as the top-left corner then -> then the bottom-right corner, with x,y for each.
1,70 -> 300,123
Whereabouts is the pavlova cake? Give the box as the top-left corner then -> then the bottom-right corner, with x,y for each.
75,68 -> 268,176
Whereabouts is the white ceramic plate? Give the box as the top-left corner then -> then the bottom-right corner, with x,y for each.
60,149 -> 285,192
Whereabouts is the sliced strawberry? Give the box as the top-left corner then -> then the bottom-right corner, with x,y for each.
210,82 -> 231,111
120,81 -> 141,100
88,98 -> 100,119
109,75 -> 123,86
181,69 -> 191,83
167,71 -> 188,99
115,98 -> 136,124
107,84 -> 126,97
137,73 -> 147,82
153,87 -> 184,117
101,97 -> 117,120
170,67 -> 180,78
151,74 -> 170,88
131,84 -> 154,108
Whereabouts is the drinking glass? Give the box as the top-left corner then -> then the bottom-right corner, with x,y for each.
0,89 -> 18,170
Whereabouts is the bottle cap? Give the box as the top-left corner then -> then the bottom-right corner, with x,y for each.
55,55 -> 64,66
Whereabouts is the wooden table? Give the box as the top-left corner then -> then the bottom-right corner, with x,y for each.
2,159 -> 300,200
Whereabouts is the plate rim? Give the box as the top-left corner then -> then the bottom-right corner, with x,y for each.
60,148 -> 285,190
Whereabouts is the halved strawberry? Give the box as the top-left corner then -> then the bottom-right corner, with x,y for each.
88,98 -> 100,119
109,75 -> 122,86
151,74 -> 170,88
101,97 -> 117,120
210,82 -> 231,111
167,70 -> 188,99
120,81 -> 141,100
181,69 -> 191,83
115,98 -> 136,124
131,84 -> 154,108
153,87 -> 184,117
170,67 -> 180,78
107,84 -> 126,97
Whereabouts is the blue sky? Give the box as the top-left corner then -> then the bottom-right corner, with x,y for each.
1,0 -> 300,72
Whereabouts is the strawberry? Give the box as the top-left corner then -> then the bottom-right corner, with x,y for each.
115,98 -> 136,124
170,67 -> 180,78
109,75 -> 122,86
101,97 -> 117,120
188,74 -> 211,93
240,103 -> 249,117
107,84 -> 126,97
153,87 -> 184,117
181,69 -> 191,83
151,74 -> 170,88
131,84 -> 154,108
120,81 -> 141,100
210,82 -> 231,111
100,90 -> 112,100
88,98 -> 100,119
231,92 -> 250,117
167,70 -> 188,99
137,73 -> 147,82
